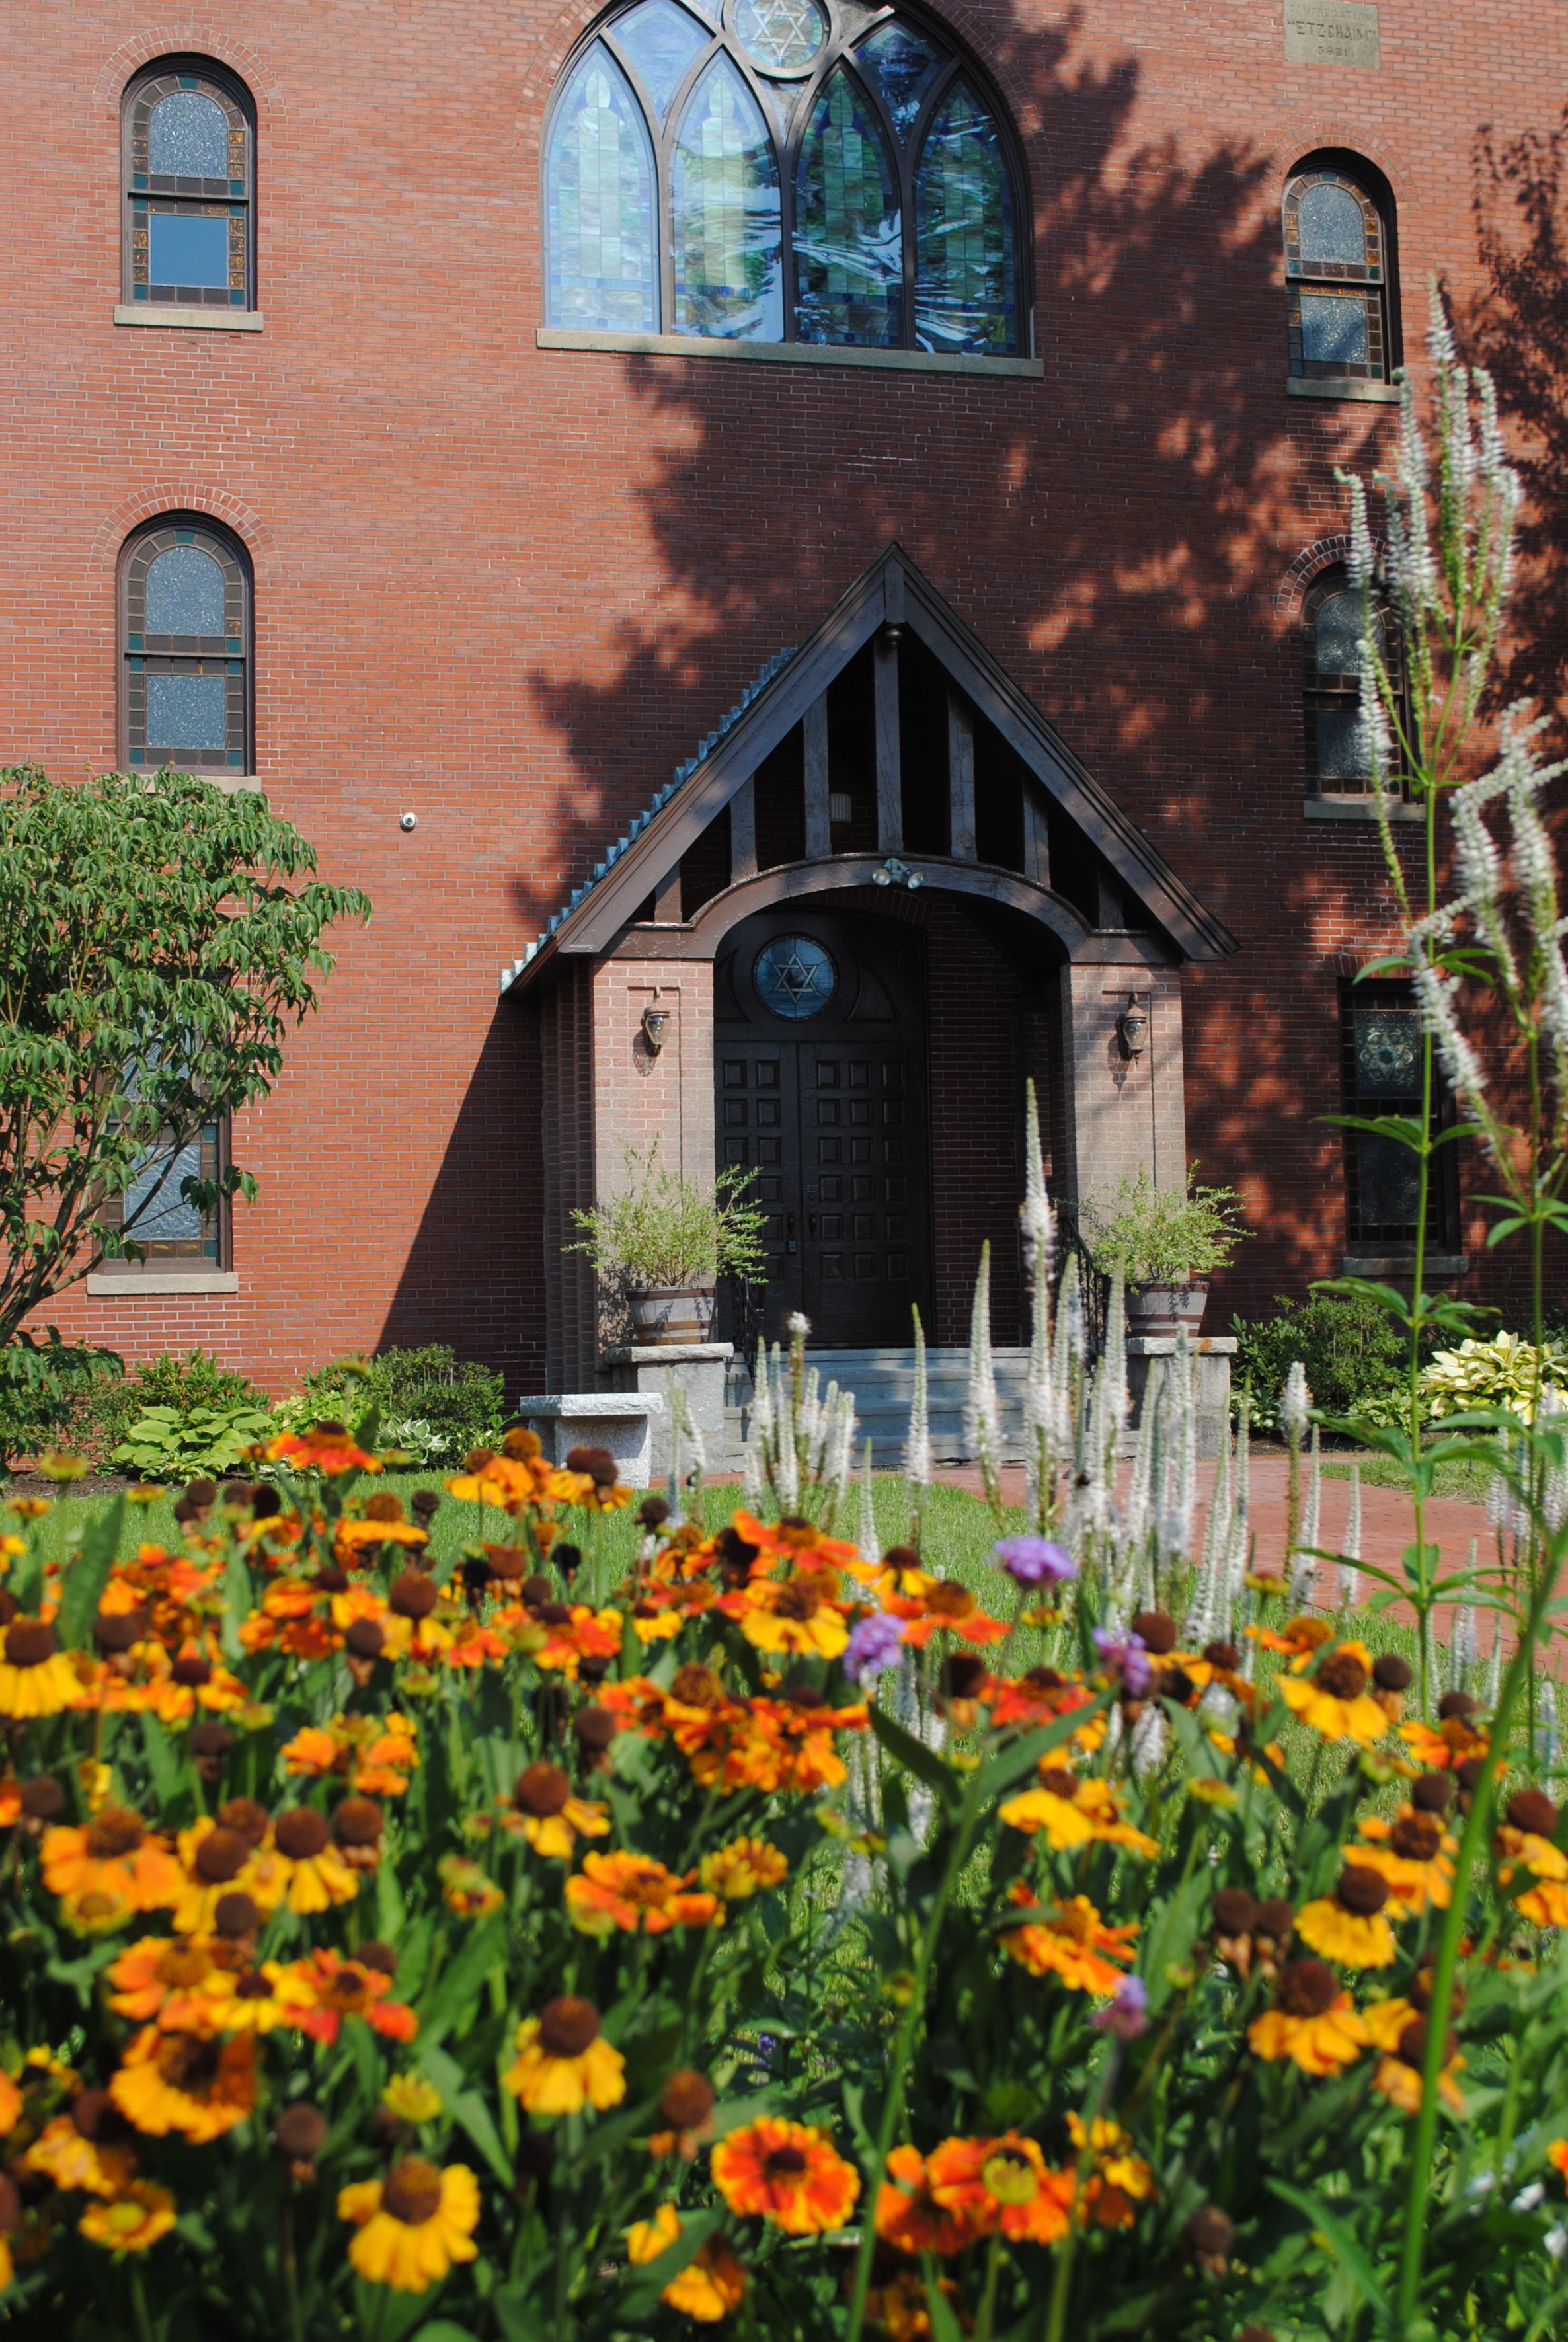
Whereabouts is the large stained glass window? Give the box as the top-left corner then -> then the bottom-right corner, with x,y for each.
123,62 -> 254,310
672,58 -> 783,336
543,2 -> 1025,351
120,520 -> 251,775
1340,984 -> 1454,1253
1283,159 -> 1393,383
1302,563 -> 1407,799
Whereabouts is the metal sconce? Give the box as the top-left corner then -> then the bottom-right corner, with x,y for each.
1117,997 -> 1149,1058
641,1006 -> 670,1054
873,857 -> 925,891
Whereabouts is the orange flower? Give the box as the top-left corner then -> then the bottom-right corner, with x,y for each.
42,1809 -> 182,1920
1001,1886 -> 1138,1993
699,1836 -> 788,1900
999,1770 -> 1158,1858
110,2028 -> 255,2142
876,2143 -> 990,2256
625,2203 -> 748,2321
1355,1807 -> 1456,1914
927,2134 -> 1075,2244
1399,1714 -> 1487,1769
892,1580 -> 1010,1648
267,1426 -> 381,1476
528,1604 -> 624,1680
711,2116 -> 860,2235
1248,1958 -> 1369,2075
565,1851 -> 721,1936
25,2108 -> 137,2199
106,1937 -> 232,2032
276,1948 -> 418,2045
503,1760 -> 610,1859
731,1569 -> 853,1660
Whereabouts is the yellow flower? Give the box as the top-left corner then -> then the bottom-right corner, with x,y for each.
503,1998 -> 626,2117
999,1771 -> 1159,1858
0,1620 -> 83,1719
338,2160 -> 480,2293
699,1838 -> 789,1900
381,2074 -> 445,2126
626,2202 -> 748,2322
79,2180 -> 178,2255
1294,1867 -> 1398,1969
110,2029 -> 255,2142
1247,1959 -> 1369,2074
1278,1643 -> 1388,1746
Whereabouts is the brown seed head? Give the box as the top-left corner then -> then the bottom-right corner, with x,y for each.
520,1575 -> 555,1609
194,1826 -> 251,1883
1315,1650 -> 1369,1701
537,1996 -> 600,2058
1438,1690 -> 1479,1721
1372,1654 -> 1413,1692
389,1571 -> 439,1620
1253,1898 -> 1295,1945
1130,1609 -> 1177,1656
251,1484 -> 282,1518
1389,1813 -> 1444,1861
274,1807 -> 329,1860
635,1494 -> 671,1528
362,1492 -> 404,1524
1203,1641 -> 1243,1672
213,1891 -> 260,1938
1394,2015 -> 1456,2070
93,1608 -> 147,1653
574,1705 -> 617,1752
1212,1887 -> 1258,1938
1411,1772 -> 1456,1815
1184,2206 -> 1234,2259
218,1798 -> 270,1846
0,2176 -> 20,2234
1507,1788 -> 1559,1838
346,1620 -> 386,1660
1038,1766 -> 1078,1799
190,1721 -> 234,1761
941,1653 -> 988,1701
1456,1756 -> 1487,1795
332,1796 -> 383,1848
502,1427 -> 542,1460
171,1654 -> 212,1688
275,2103 -> 329,2160
1276,1958 -> 1339,2018
514,1762 -> 572,1817
5,1620 -> 57,1668
70,2088 -> 129,2143
357,1940 -> 399,1976
658,2069 -> 716,2132
410,1489 -> 441,1520
1335,1865 -> 1391,1916
765,2144 -> 808,2176
19,1776 -> 63,1820
464,1447 -> 497,1473
670,1664 -> 723,1709
185,1478 -> 218,1507
84,1805 -> 145,1859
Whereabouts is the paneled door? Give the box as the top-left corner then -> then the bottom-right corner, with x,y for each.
714,910 -> 932,1347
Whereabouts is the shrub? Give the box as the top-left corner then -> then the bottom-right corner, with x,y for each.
1232,1291 -> 1411,1430
110,1397 -> 277,1478
569,1139 -> 767,1288
285,1343 -> 505,1458
0,1331 -> 122,1464
65,1348 -> 270,1472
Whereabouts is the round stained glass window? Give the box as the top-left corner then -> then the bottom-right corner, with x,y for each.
754,933 -> 836,1019
733,0 -> 826,73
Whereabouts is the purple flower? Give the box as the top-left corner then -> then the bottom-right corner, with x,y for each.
843,1611 -> 908,1685
1093,1627 -> 1153,1699
993,1536 -> 1077,1587
1092,1974 -> 1150,2039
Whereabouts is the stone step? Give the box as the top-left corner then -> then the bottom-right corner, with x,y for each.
721,1347 -> 1035,1467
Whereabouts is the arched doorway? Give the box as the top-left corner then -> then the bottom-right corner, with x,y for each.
715,906 -> 933,1346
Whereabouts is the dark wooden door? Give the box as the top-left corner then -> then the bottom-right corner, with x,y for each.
715,910 -> 931,1347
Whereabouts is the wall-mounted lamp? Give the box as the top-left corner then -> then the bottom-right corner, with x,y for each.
641,1006 -> 670,1054
1117,997 -> 1149,1057
873,856 -> 924,891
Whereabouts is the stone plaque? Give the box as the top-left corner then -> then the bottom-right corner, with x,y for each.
1283,0 -> 1380,67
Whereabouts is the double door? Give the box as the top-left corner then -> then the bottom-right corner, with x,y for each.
715,910 -> 931,1348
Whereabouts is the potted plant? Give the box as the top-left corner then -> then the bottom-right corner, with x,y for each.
1079,1164 -> 1247,1335
568,1142 -> 767,1345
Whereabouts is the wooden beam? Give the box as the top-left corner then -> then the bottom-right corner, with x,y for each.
1095,863 -> 1125,931
730,774 -> 758,880
948,691 -> 976,861
653,868 -> 682,923
875,630 -> 902,853
1023,781 -> 1050,888
803,696 -> 831,861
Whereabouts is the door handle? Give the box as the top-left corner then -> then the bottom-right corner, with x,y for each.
786,1212 -> 798,1255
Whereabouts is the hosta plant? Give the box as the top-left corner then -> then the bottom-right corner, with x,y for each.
1419,1331 -> 1567,1423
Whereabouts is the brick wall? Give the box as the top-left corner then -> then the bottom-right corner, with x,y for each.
5,0 -> 1563,1393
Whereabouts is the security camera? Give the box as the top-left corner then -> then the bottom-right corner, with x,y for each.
399,812 -> 417,832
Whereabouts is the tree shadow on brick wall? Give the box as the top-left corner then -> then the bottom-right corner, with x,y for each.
506,5 -> 1405,1325
1465,104 -> 1568,736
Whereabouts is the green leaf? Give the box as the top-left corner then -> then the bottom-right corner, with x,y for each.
418,2045 -> 513,2187
1267,2179 -> 1392,2323
870,1707 -> 962,1812
416,1916 -> 503,2048
410,2325 -> 481,2342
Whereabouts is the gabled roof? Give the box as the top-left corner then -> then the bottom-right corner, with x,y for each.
501,545 -> 1237,992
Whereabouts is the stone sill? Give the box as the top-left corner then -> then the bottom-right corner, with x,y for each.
1126,1335 -> 1237,1356
1342,1255 -> 1469,1277
87,1271 -> 239,1296
537,327 -> 1042,379
1304,795 -> 1423,822
1288,376 -> 1399,404
603,1343 -> 734,1365
114,305 -> 263,331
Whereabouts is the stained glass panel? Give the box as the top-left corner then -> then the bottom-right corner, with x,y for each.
145,547 -> 226,639
1315,589 -> 1362,677
1355,1131 -> 1421,1228
914,81 -> 1016,353
545,46 -> 658,331
613,0 -> 710,120
857,19 -> 941,138
795,71 -> 900,346
1300,290 -> 1368,368
147,212 -> 230,288
148,91 -> 229,178
145,674 -> 227,752
754,935 -> 836,1018
672,58 -> 783,338
734,0 -> 826,73
1354,1009 -> 1421,1097
124,1141 -> 205,1244
1316,707 -> 1371,781
1298,180 -> 1366,267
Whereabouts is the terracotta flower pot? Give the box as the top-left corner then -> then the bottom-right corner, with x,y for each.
627,1286 -> 717,1345
1126,1281 -> 1208,1337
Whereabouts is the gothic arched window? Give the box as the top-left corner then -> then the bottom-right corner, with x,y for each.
122,61 -> 255,311
544,1 -> 1025,353
119,519 -> 252,775
1282,158 -> 1394,384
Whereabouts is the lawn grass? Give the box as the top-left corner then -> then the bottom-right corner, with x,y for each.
1320,1450 -> 1494,1502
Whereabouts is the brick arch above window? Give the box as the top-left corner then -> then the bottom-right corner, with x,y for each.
90,488 -> 280,587
93,29 -> 278,112
1274,534 -> 1386,622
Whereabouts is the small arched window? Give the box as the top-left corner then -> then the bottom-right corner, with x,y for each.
544,1 -> 1025,353
119,520 -> 252,775
1282,157 -> 1393,383
123,61 -> 255,311
1302,565 -> 1404,797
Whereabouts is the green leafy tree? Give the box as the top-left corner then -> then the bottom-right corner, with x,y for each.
0,768 -> 370,1348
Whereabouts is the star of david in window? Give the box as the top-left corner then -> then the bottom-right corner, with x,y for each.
734,0 -> 826,71
754,934 -> 836,1019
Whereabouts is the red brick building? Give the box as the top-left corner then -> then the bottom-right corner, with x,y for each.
3,0 -> 1557,1399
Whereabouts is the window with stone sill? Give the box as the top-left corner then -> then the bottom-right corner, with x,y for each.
122,61 -> 255,311
1302,564 -> 1409,800
100,1116 -> 229,1272
543,0 -> 1026,354
118,520 -> 252,776
1339,982 -> 1455,1255
1283,155 -> 1396,385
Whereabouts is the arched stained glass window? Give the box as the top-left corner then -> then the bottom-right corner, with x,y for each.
122,61 -> 255,310
1283,157 -> 1395,383
672,58 -> 783,336
795,70 -> 900,345
545,46 -> 658,331
543,3 -> 1026,351
915,79 -> 1015,352
119,519 -> 251,775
